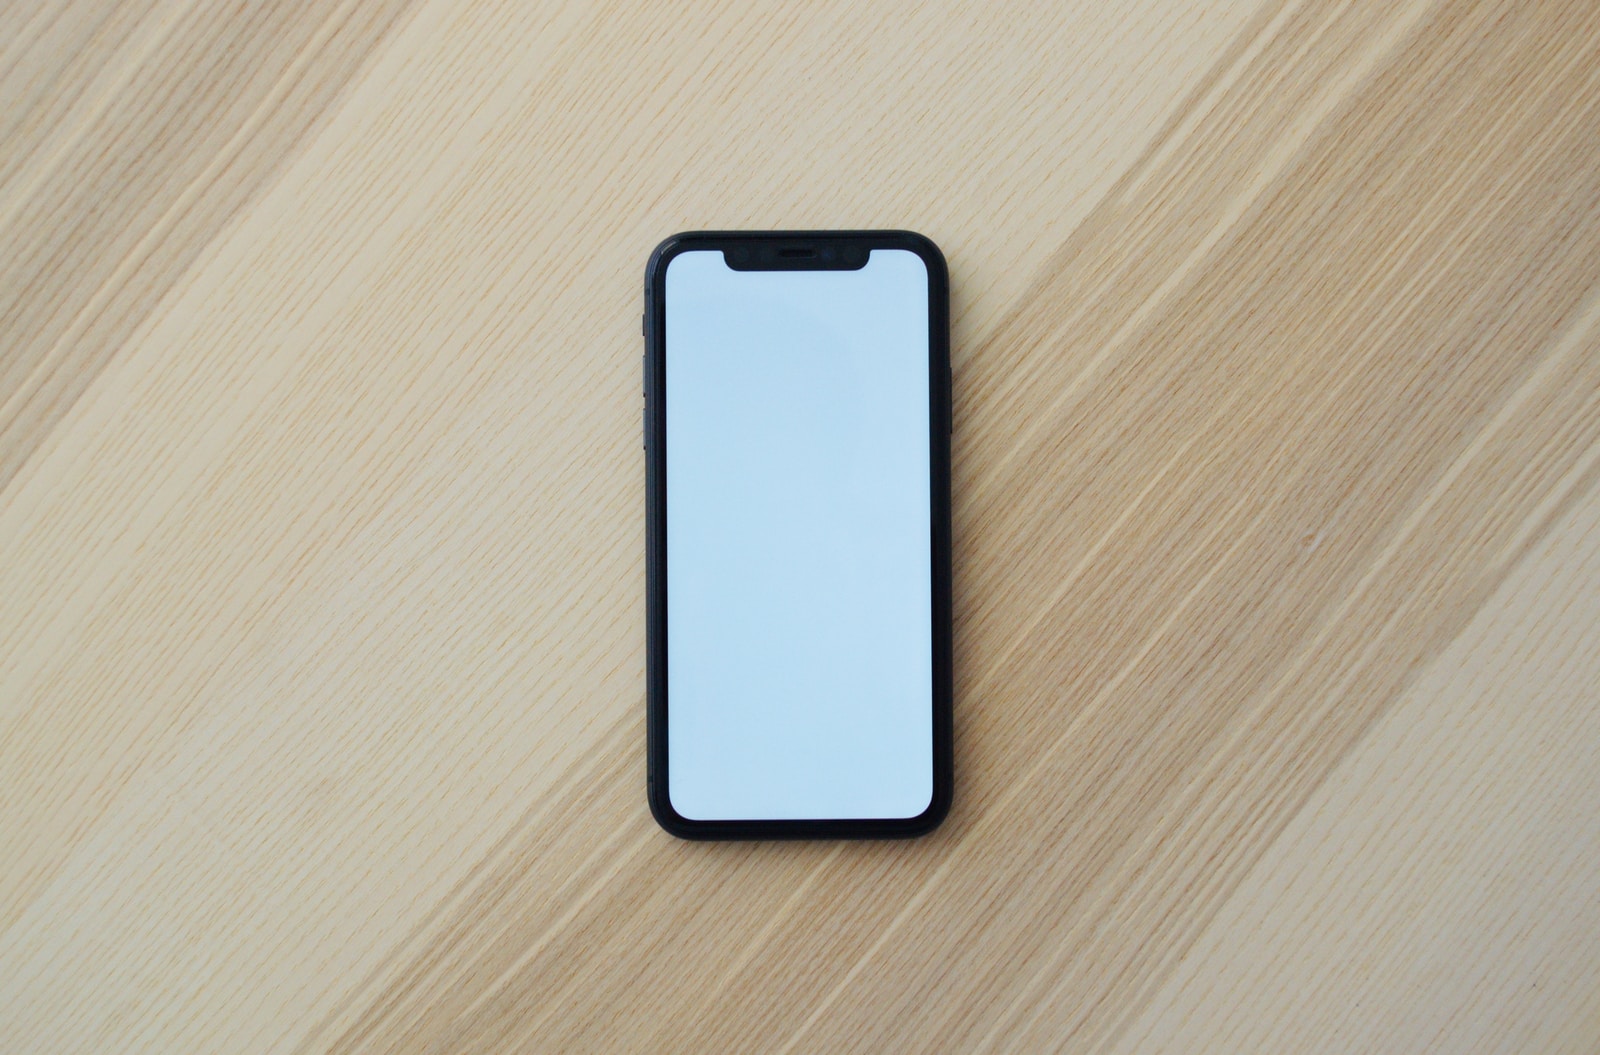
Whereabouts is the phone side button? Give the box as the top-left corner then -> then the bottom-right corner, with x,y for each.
642,400 -> 648,450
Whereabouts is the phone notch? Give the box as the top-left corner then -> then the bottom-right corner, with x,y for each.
723,239 -> 869,271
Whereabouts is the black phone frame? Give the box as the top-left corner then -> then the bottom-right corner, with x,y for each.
644,230 -> 953,840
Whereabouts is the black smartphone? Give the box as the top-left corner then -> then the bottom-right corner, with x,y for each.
644,230 -> 952,839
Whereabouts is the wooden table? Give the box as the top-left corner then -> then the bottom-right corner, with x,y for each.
4,1 -> 1599,1051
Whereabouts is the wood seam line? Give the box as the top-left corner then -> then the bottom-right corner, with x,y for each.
1028,279 -> 1600,1055
0,0 -> 204,232
0,0 -> 358,446
0,0 -> 426,493
301,723 -> 643,1053
954,0 -> 1418,510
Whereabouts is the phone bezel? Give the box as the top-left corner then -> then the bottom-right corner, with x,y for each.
644,230 -> 953,840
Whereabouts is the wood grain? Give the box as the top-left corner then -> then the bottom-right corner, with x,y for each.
2,0 -> 1598,1052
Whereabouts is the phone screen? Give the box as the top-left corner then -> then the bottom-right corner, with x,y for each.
659,245 -> 936,823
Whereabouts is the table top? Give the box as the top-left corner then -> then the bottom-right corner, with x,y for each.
4,1 -> 1599,1051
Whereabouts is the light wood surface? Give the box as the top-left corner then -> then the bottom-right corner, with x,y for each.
4,1 -> 1599,1051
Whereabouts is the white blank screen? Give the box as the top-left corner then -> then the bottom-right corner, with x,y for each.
665,249 -> 933,821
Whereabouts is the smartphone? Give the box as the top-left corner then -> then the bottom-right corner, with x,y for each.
644,230 -> 952,839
